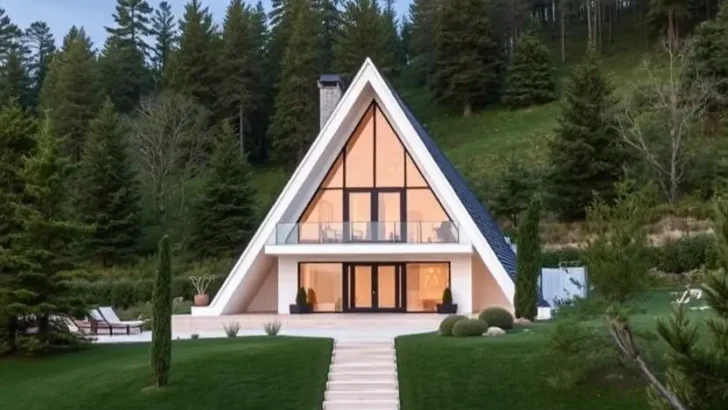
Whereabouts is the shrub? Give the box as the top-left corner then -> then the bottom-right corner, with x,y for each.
452,318 -> 489,337
110,280 -> 135,309
478,307 -> 514,329
441,287 -> 453,304
295,287 -> 307,306
542,247 -> 584,267
654,234 -> 717,273
263,320 -> 282,336
439,314 -> 466,336
223,321 -> 240,338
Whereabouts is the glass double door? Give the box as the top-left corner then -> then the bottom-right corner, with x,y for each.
344,263 -> 404,312
346,189 -> 404,242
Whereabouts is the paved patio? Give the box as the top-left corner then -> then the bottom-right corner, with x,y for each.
94,313 -> 446,344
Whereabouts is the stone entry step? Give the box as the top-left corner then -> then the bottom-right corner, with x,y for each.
322,340 -> 400,410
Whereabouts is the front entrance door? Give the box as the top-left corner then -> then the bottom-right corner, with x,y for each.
344,263 -> 404,312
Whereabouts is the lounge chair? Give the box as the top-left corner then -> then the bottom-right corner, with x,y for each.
96,307 -> 145,335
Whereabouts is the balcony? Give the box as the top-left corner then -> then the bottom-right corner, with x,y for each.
272,221 -> 459,245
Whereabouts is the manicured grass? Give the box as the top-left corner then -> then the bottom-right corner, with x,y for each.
0,337 -> 333,410
396,331 -> 649,410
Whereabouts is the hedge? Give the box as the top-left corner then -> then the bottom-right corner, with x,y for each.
542,234 -> 717,274
70,275 -> 226,309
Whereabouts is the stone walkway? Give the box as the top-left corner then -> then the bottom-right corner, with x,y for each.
323,340 -> 399,410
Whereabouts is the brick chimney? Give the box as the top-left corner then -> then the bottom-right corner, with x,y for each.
317,74 -> 344,129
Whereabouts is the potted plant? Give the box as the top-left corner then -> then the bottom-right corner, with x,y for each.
307,288 -> 318,312
289,287 -> 311,314
190,275 -> 215,306
437,287 -> 458,313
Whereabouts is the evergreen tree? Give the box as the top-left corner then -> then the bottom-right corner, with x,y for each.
503,33 -> 557,109
9,118 -> 90,352
381,0 -> 400,74
335,0 -> 395,80
514,196 -> 541,320
434,0 -> 501,116
101,0 -> 154,113
77,99 -> 141,267
247,2 -> 271,163
168,0 -> 220,110
0,8 -> 20,62
191,122 -> 257,258
491,155 -> 539,227
398,17 -> 411,69
0,44 -> 32,107
268,0 -> 319,165
690,1 -> 728,110
151,235 -> 172,387
40,27 -> 98,162
315,0 -> 340,73
0,104 -> 35,354
267,0 -> 295,91
548,52 -> 623,221
408,0 -> 438,85
150,1 -> 177,86
648,198 -> 728,409
23,22 -> 55,109
219,0 -> 259,156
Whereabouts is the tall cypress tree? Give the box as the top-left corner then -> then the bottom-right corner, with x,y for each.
514,196 -> 541,320
434,0 -> 501,117
503,33 -> 556,109
151,235 -> 172,387
77,99 -> 140,266
268,0 -> 319,165
548,52 -> 623,221
0,104 -> 36,354
24,22 -> 55,109
334,0 -> 394,80
10,118 -> 90,351
150,1 -> 177,87
101,0 -> 153,113
168,0 -> 220,110
40,27 -> 98,162
191,121 -> 257,259
219,0 -> 258,156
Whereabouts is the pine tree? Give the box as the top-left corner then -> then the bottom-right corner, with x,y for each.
150,1 -> 177,86
40,27 -> 98,162
168,0 -> 220,110
0,8 -> 20,62
315,0 -> 340,73
548,52 -> 623,221
77,99 -> 141,267
690,1 -> 728,110
219,0 -> 259,156
491,155 -> 539,227
0,44 -> 32,108
503,33 -> 557,109
334,0 -> 395,80
408,0 -> 439,85
648,198 -> 728,409
0,104 -> 36,354
268,0 -> 319,165
267,0 -> 295,91
381,0 -> 400,74
101,0 -> 153,113
434,0 -> 502,117
514,196 -> 541,320
191,122 -> 257,258
24,22 -> 55,109
9,118 -> 91,351
151,235 -> 172,387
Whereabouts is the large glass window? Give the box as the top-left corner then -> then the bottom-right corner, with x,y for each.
406,263 -> 449,312
299,263 -> 343,312
345,106 -> 374,187
299,190 -> 343,242
375,108 -> 405,187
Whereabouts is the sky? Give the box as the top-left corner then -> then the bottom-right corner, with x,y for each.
1,0 -> 412,48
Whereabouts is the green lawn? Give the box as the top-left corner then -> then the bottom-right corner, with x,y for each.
0,337 -> 333,410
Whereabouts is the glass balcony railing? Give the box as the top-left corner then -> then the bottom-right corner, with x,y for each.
272,221 -> 459,245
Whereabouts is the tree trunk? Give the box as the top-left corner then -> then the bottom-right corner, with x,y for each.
464,101 -> 472,117
561,6 -> 566,63
586,0 -> 593,49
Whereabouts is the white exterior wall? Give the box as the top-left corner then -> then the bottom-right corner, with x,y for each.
450,254 -> 473,314
277,256 -> 299,314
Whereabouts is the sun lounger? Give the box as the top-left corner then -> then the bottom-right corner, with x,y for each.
91,307 -> 144,335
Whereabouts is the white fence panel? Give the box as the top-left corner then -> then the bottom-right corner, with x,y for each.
540,267 -> 588,307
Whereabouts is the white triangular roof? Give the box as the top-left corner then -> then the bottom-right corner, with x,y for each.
194,59 -> 516,315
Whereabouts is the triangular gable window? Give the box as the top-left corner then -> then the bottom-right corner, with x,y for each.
298,101 -> 454,243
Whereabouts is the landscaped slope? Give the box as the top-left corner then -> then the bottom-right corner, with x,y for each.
0,337 -> 333,410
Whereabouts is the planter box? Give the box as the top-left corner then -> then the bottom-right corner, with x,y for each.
436,303 -> 458,314
289,304 -> 312,314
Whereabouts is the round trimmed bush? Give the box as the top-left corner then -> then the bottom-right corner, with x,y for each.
478,307 -> 514,330
452,318 -> 489,337
439,314 -> 467,336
